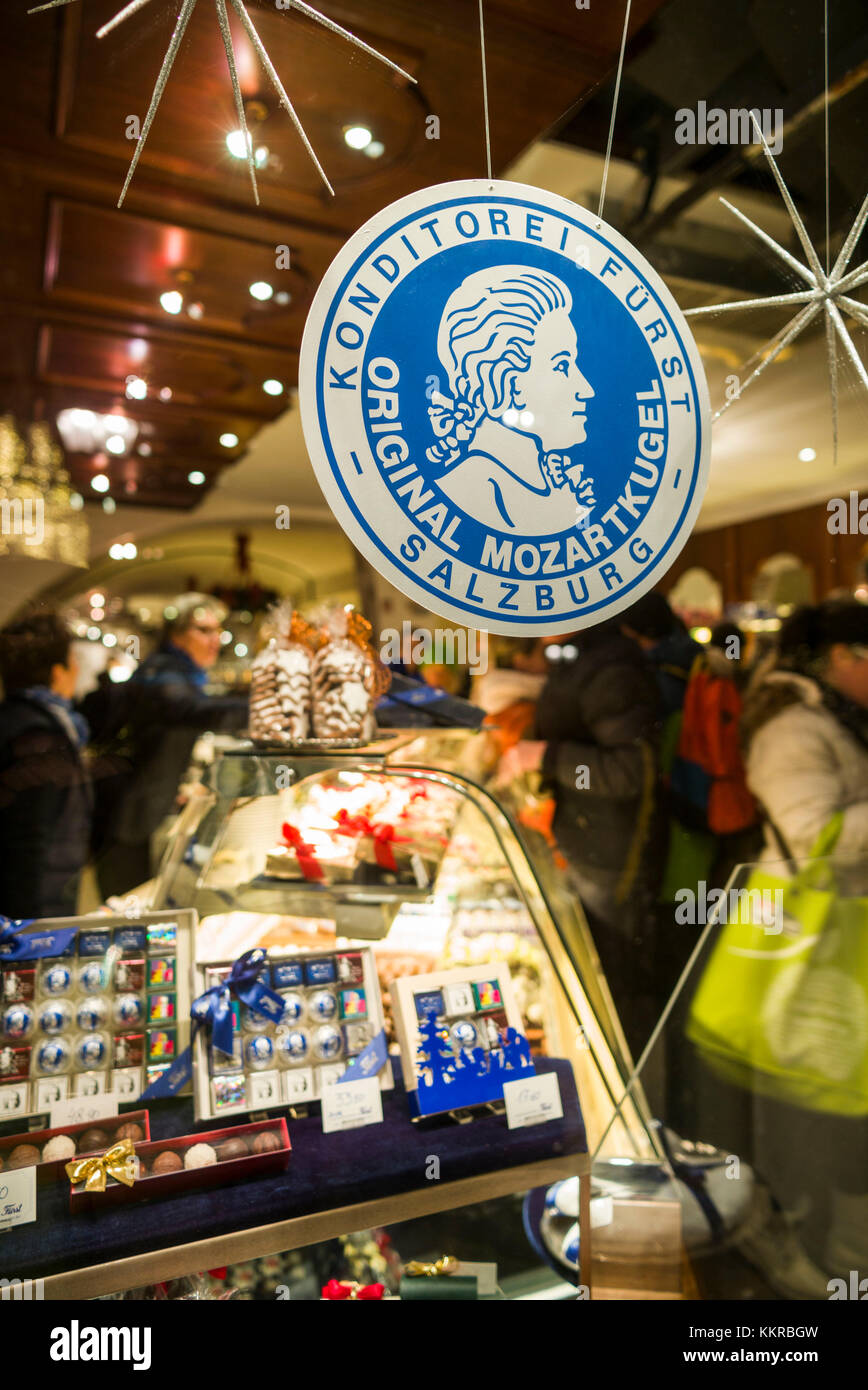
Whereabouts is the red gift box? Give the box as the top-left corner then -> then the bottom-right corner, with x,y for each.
68,1117 -> 290,1210
0,1109 -> 151,1183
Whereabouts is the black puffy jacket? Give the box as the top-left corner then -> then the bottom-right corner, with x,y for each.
81,646 -> 248,849
536,628 -> 665,928
0,695 -> 92,919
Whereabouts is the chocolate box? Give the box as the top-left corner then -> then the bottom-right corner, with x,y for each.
0,1109 -> 150,1182
68,1117 -> 290,1209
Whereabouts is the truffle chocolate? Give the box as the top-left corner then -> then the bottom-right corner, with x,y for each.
215,1137 -> 249,1162
252,1130 -> 282,1154
151,1150 -> 183,1174
184,1143 -> 217,1170
42,1135 -> 77,1162
78,1127 -> 110,1153
7,1143 -> 40,1169
115,1122 -> 144,1142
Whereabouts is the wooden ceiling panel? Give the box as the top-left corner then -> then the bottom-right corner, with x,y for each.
38,322 -> 295,418
46,198 -> 315,340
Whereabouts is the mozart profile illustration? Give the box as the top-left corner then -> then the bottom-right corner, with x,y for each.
426,266 -> 596,534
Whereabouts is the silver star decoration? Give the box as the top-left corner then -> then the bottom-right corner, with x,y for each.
29,0 -> 417,207
683,113 -> 868,459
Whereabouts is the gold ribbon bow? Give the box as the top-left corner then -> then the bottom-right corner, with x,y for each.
65,1139 -> 138,1192
402,1256 -> 458,1278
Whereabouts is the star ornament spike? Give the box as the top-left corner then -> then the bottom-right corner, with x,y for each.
684,112 -> 868,460
28,0 -> 417,207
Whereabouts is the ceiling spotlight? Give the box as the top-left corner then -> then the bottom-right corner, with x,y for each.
798,447 -> 817,462
91,475 -> 110,493
105,434 -> 126,455
122,542 -> 137,559
344,124 -> 373,150
188,470 -> 206,485
125,375 -> 147,401
159,388 -> 173,402
103,633 -> 118,649
250,281 -> 274,301
263,379 -> 284,396
90,607 -> 105,621
138,442 -> 152,457
86,626 -> 101,642
219,432 -> 239,449
234,643 -> 249,658
220,630 -> 233,646
274,291 -> 292,307
187,302 -> 204,321
90,593 -> 105,608
226,128 -> 251,160
160,290 -> 184,315
364,140 -> 385,159
109,543 -> 124,560
70,493 -> 84,510
254,145 -> 269,169
102,498 -> 116,514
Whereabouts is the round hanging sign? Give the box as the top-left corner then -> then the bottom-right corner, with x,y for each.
299,179 -> 711,635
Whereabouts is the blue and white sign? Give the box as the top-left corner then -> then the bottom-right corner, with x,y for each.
300,180 -> 711,635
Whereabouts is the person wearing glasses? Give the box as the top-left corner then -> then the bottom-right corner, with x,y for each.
82,594 -> 248,899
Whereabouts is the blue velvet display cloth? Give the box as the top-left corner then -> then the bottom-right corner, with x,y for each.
1,1057 -> 585,1282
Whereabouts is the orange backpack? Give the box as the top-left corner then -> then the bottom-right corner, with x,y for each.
670,661 -> 757,835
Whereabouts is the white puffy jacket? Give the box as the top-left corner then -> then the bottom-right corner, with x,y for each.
745,672 -> 868,866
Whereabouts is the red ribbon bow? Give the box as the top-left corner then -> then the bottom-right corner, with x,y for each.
281,822 -> 325,882
321,1279 -> 385,1301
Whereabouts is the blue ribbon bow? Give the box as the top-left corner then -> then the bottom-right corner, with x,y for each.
141,948 -> 287,1101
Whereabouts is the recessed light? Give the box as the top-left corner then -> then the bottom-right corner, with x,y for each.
250,281 -> 274,301
105,434 -> 126,455
187,302 -> 204,320
226,129 -> 250,159
798,446 -> 817,462
159,387 -> 173,402
364,140 -> 385,159
188,470 -> 206,485
234,643 -> 249,658
102,497 -> 116,514
109,544 -> 124,560
344,124 -> 372,150
125,375 -> 147,401
91,475 -> 110,493
263,379 -> 284,396
220,630 -> 233,646
103,633 -> 118,648
90,593 -> 105,607
160,290 -> 184,315
254,145 -> 269,168
219,432 -> 239,448
86,626 -> 101,642
275,291 -> 291,306
122,542 -> 137,559
90,607 -> 105,621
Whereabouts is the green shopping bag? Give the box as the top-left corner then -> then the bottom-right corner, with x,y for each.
686,815 -> 868,1116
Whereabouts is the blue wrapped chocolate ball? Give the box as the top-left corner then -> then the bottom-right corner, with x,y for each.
78,962 -> 107,993
245,1034 -> 274,1070
279,992 -> 304,1024
42,964 -> 72,996
36,1037 -> 71,1074
3,1003 -> 35,1041
312,1024 -> 342,1061
113,994 -> 144,1027
39,1001 -> 73,1036
77,997 -> 109,1031
276,1028 -> 308,1064
450,1020 -> 478,1050
308,989 -> 337,1022
76,1033 -> 107,1068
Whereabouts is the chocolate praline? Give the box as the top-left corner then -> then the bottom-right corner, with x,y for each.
7,1144 -> 40,1169
252,1131 -> 282,1154
115,1122 -> 144,1142
151,1150 -> 183,1175
216,1137 -> 250,1162
78,1127 -> 110,1154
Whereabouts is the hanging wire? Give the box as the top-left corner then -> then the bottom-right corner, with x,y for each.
824,0 -> 831,274
478,0 -> 493,184
597,0 -> 633,220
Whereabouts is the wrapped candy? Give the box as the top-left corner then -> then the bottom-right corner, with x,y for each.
248,605 -> 318,744
311,608 -> 389,742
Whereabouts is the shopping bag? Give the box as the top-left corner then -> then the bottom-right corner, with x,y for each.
686,815 -> 868,1116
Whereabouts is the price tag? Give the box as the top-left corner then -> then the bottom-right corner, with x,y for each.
50,1092 -> 118,1132
321,1076 -> 383,1134
502,1072 -> 564,1129
0,1166 -> 36,1232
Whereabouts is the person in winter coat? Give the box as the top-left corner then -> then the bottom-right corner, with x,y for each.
82,594 -> 249,899
529,622 -> 666,1051
742,599 -> 868,866
620,590 -> 703,718
0,613 -> 92,919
